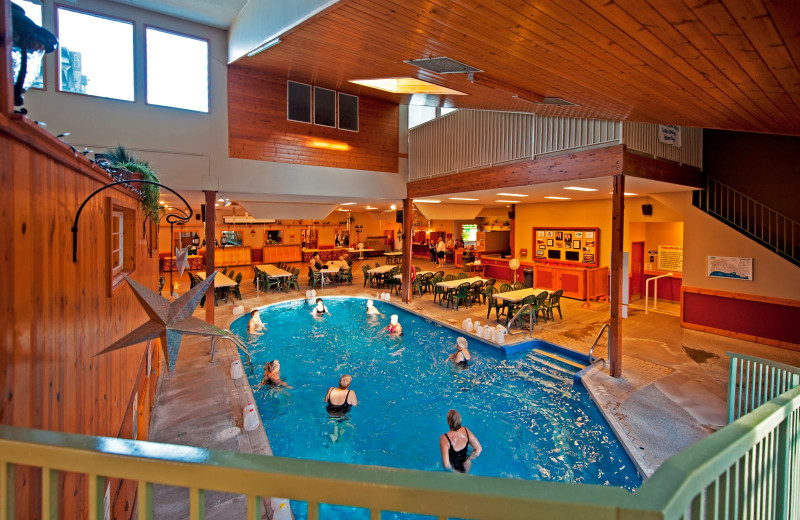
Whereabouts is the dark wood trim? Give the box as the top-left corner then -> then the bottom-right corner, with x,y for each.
401,197 -> 413,303
609,174 -> 624,378
204,190 -> 216,324
0,0 -> 13,115
622,149 -> 705,189
407,145 -> 623,198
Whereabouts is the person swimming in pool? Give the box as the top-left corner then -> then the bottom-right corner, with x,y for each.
439,409 -> 482,473
445,337 -> 472,367
248,309 -> 265,335
258,360 -> 292,389
385,314 -> 403,335
324,374 -> 358,418
311,298 -> 330,317
366,299 -> 384,317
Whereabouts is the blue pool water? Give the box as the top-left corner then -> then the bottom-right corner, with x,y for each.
231,298 -> 639,518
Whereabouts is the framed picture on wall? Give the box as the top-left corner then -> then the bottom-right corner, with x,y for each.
546,231 -> 553,238
575,231 -> 583,238
555,241 -> 563,248
586,240 -> 595,247
586,231 -> 595,239
537,231 -> 545,237
547,239 -> 553,246
583,253 -> 595,263
564,233 -> 572,241
573,240 -> 581,249
555,231 -> 563,240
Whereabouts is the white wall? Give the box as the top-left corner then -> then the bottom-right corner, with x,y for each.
23,0 -> 406,202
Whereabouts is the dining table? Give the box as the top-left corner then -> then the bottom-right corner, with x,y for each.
318,265 -> 340,289
492,287 -> 551,303
255,264 -> 292,295
383,251 -> 403,264
196,271 -> 238,304
367,264 -> 396,287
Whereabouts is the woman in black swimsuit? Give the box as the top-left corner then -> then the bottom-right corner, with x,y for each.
324,374 -> 358,418
445,337 -> 472,368
439,409 -> 482,473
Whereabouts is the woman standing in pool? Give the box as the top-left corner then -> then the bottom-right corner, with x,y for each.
385,314 -> 403,335
440,409 -> 482,473
324,374 -> 358,417
311,298 -> 330,317
445,337 -> 471,367
248,309 -> 265,335
259,360 -> 292,389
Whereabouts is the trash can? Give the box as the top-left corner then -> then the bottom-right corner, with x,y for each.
523,268 -> 534,288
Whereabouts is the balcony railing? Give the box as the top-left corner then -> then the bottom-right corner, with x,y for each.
0,354 -> 798,519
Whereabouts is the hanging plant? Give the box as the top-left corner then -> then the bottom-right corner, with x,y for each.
105,145 -> 161,221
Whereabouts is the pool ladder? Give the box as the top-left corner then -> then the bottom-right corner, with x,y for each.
209,333 -> 253,366
588,324 -> 609,365
506,303 -> 535,338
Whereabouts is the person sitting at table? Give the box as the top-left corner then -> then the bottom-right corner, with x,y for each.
445,337 -> 472,367
342,253 -> 354,268
386,314 -> 403,335
366,299 -> 384,317
312,253 -> 323,271
311,298 -> 330,317
258,360 -> 292,389
248,309 -> 266,335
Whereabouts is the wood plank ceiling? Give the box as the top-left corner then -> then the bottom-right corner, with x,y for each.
234,0 -> 800,135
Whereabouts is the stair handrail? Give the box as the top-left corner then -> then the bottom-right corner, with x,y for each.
644,272 -> 673,314
506,304 -> 534,338
210,334 -> 253,366
588,323 -> 609,364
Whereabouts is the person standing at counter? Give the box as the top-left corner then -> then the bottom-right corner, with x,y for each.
429,240 -> 437,264
436,238 -> 447,267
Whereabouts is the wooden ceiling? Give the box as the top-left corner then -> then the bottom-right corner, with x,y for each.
234,0 -> 800,135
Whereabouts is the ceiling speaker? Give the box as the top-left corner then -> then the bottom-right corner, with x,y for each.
641,204 -> 653,216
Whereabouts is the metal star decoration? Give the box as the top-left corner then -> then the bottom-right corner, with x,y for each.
96,272 -> 229,374
174,246 -> 190,278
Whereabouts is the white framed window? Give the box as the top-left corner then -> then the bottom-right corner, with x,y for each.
313,86 -> 337,127
408,105 -> 436,129
56,7 -> 134,101
145,27 -> 209,112
11,0 -> 44,89
440,107 -> 458,116
111,210 -> 124,275
287,80 -> 312,123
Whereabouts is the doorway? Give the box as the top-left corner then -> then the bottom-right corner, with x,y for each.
631,241 -> 645,301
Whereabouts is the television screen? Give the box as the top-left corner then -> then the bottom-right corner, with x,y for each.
565,251 -> 580,261
547,250 -> 562,260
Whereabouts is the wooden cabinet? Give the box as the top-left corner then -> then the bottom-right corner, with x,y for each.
212,246 -> 251,267
262,244 -> 302,263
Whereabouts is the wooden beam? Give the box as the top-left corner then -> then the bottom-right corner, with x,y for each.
622,150 -> 705,189
400,198 -> 413,303
407,145 -> 623,198
204,191 -> 216,325
0,0 -> 14,115
609,174 -> 624,378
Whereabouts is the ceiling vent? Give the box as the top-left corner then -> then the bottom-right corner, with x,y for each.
541,97 -> 577,106
405,57 -> 482,75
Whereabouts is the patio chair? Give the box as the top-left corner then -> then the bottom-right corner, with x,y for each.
498,283 -> 513,293
469,280 -> 484,305
287,268 -> 300,291
362,265 -> 373,287
252,266 -> 261,287
338,267 -> 353,285
221,267 -> 228,276
446,282 -> 472,310
386,267 -> 401,294
508,294 -> 537,328
158,276 -> 165,295
434,270 -> 444,278
444,274 -> 456,281
308,267 -> 320,290
530,291 -> 550,326
457,272 -> 468,279
513,281 -> 525,290
231,273 -> 243,299
544,289 -> 564,320
411,276 -> 424,298
481,279 -> 497,304
431,276 -> 446,305
485,286 -> 505,320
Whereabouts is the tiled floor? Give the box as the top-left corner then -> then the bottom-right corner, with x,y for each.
148,257 -> 800,516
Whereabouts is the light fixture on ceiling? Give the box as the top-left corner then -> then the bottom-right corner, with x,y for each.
350,78 -> 466,95
405,56 -> 482,75
159,200 -> 165,205
564,186 -> 598,192
340,202 -> 356,205
497,192 -> 528,197
390,204 -> 397,210
544,196 -> 571,200
413,199 -> 441,203
608,192 -> 640,196
449,197 -> 479,201
365,206 -> 377,210
495,199 -> 520,203
246,37 -> 281,57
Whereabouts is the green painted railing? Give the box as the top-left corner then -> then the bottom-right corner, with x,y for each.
1,363 -> 799,519
728,351 -> 800,423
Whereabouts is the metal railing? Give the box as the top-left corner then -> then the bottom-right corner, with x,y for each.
588,323 -> 609,364
644,273 -> 674,314
698,177 -> 799,266
728,351 -> 800,423
210,334 -> 252,366
506,303 -> 534,338
2,359 -> 800,519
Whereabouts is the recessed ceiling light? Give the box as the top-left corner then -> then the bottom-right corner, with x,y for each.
564,187 -> 598,192
159,200 -> 165,205
350,78 -> 466,95
495,199 -> 520,203
365,206 -> 377,210
608,192 -> 640,196
449,197 -> 479,201
544,196 -> 571,200
497,192 -> 528,197
340,202 -> 356,205
390,204 -> 397,210
413,199 -> 441,203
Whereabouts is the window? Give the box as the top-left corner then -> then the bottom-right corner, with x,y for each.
461,224 -> 478,244
108,200 -> 135,292
338,92 -> 359,132
313,86 -> 336,127
440,107 -> 458,116
57,7 -> 134,101
408,105 -> 436,129
146,27 -> 209,112
287,81 -> 312,123
11,0 -> 44,88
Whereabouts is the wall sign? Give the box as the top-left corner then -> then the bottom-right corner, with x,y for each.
707,256 -> 753,281
658,124 -> 682,147
533,227 -> 599,267
657,245 -> 683,272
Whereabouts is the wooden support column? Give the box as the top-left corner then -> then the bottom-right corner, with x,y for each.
609,175 -> 624,378
400,198 -> 413,303
204,191 -> 216,324
509,204 -> 516,257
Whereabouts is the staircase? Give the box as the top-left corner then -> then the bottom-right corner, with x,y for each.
519,348 -> 587,388
692,177 -> 799,268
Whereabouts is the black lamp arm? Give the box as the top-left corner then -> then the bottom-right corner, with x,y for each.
71,180 -> 193,262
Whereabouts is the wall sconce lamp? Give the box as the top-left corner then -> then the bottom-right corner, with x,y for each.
11,3 -> 58,107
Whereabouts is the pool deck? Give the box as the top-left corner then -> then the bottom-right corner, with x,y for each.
149,258 -> 800,515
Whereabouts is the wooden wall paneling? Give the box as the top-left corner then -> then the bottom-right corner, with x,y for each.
228,67 -> 399,173
622,150 -> 705,188
408,145 -> 623,198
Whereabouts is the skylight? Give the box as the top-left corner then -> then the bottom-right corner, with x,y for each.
350,78 -> 466,95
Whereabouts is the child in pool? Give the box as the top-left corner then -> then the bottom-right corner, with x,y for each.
248,309 -> 265,335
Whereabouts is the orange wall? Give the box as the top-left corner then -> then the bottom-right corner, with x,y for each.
228,66 -> 399,173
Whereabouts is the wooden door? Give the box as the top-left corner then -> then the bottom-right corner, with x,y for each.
631,242 -> 644,300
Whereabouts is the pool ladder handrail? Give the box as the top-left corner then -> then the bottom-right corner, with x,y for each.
506,303 -> 534,338
588,323 -> 609,364
210,333 -> 253,366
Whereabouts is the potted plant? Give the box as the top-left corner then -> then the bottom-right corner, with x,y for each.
104,145 -> 161,222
